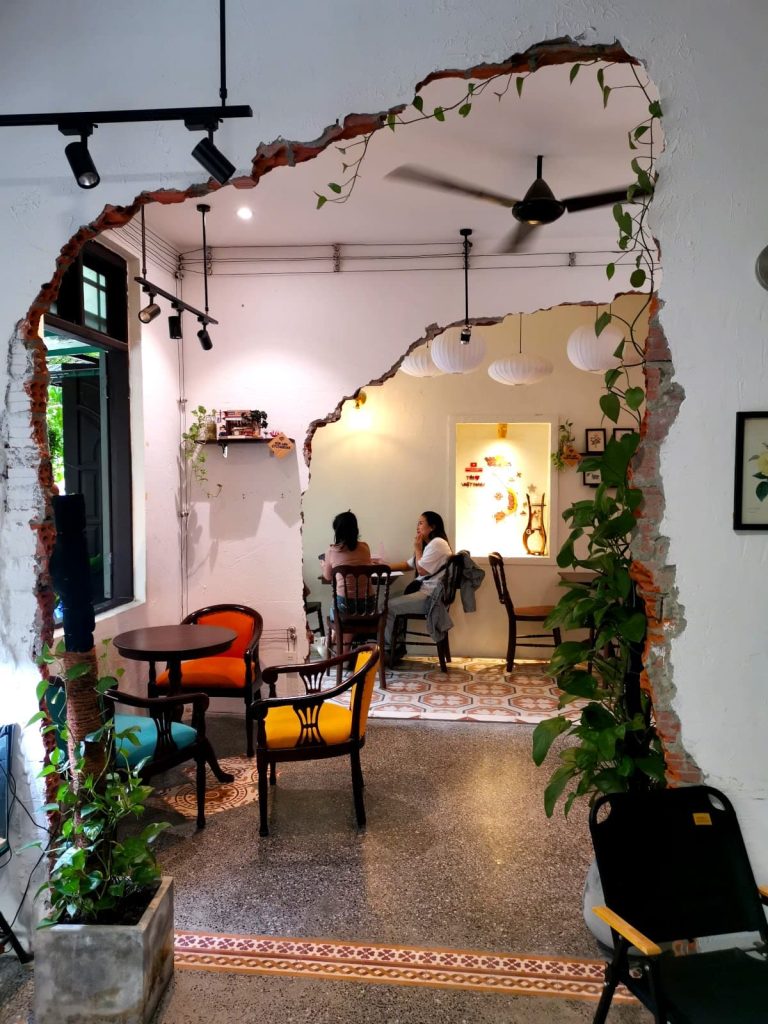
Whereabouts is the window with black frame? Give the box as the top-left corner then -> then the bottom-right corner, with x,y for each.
45,241 -> 133,615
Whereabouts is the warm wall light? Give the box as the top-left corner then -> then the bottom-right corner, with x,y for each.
354,390 -> 367,409
237,206 -> 253,221
497,423 -> 508,438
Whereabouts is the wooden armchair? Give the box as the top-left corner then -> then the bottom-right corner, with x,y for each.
151,603 -> 263,757
488,552 -> 561,671
247,645 -> 380,837
390,554 -> 463,672
46,682 -> 232,829
327,564 -> 392,689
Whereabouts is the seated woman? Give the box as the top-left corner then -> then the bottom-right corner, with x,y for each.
322,510 -> 374,617
384,511 -> 453,655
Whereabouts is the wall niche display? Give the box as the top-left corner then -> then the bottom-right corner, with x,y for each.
455,422 -> 552,559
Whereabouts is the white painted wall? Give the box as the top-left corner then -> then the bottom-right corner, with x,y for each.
1,1 -> 768,925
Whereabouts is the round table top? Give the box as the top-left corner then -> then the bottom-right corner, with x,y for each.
113,624 -> 237,661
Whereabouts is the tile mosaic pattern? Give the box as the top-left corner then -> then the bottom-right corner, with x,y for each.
353,657 -> 586,724
174,931 -> 633,1003
149,757 -> 258,819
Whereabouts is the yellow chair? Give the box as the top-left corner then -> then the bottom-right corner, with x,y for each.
248,644 -> 379,836
152,603 -> 263,756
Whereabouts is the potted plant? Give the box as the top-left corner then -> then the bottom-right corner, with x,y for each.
181,405 -> 220,491
247,409 -> 268,437
551,420 -> 580,471
28,640 -> 173,1024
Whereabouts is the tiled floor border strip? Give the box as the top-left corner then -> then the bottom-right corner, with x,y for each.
174,931 -> 633,1003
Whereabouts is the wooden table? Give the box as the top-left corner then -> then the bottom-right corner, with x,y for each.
113,624 -> 237,781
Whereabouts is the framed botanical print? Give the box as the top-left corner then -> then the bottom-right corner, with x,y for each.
582,469 -> 601,488
585,428 -> 606,453
734,412 -> 768,529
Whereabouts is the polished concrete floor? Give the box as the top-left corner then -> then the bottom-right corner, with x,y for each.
0,713 -> 647,1023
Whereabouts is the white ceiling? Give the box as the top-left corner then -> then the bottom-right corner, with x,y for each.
146,63 -> 651,255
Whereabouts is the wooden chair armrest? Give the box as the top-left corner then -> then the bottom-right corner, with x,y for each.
106,687 -> 210,713
249,674 -> 358,718
592,906 -> 662,957
758,885 -> 768,905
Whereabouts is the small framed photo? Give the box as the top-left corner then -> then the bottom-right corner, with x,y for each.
613,427 -> 635,442
734,412 -> 768,529
582,469 -> 601,488
585,428 -> 606,453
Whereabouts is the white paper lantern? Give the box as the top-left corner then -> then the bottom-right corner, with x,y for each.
566,323 -> 624,373
430,328 -> 486,374
400,347 -> 444,377
487,354 -> 554,386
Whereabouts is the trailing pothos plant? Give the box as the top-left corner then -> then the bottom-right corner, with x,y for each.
532,63 -> 667,815
26,640 -> 167,926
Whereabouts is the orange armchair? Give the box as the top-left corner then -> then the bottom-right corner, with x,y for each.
151,603 -> 263,756
248,644 -> 379,837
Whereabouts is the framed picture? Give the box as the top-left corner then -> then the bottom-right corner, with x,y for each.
582,469 -> 601,488
734,412 -> 768,529
613,427 -> 635,442
585,428 -> 606,453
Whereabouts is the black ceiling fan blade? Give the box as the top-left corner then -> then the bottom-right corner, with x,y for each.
386,165 -> 518,208
499,221 -> 538,253
562,188 -> 632,213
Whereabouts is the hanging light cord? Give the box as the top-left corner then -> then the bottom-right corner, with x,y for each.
200,206 -> 210,315
140,206 -> 147,278
518,313 -> 523,354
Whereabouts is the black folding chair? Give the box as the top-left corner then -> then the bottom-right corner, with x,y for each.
589,785 -> 768,1023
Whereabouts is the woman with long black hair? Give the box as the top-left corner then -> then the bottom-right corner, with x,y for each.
384,510 -> 452,655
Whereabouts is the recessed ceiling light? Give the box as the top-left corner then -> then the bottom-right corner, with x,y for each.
236,206 -> 253,221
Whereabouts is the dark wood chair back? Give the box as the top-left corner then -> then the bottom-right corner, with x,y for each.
487,551 -> 561,671
390,553 -> 463,673
329,564 -> 392,689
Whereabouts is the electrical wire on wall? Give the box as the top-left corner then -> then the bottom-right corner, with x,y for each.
175,259 -> 191,623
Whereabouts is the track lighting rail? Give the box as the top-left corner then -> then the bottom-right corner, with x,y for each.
0,105 -> 252,130
134,276 -> 218,327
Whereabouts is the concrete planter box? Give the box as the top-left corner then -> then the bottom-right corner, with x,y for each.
35,875 -> 174,1024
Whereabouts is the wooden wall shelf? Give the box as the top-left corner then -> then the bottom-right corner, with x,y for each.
204,437 -> 295,457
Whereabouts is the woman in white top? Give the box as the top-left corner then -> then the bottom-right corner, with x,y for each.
384,511 -> 452,653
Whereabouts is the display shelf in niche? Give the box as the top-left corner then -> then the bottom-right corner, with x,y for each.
204,436 -> 295,458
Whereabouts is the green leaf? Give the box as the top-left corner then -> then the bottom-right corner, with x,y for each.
617,611 -> 647,642
532,716 -> 572,765
386,113 -> 396,131
594,311 -> 612,336
625,386 -> 645,411
604,368 -> 621,388
648,100 -> 662,118
602,86 -> 611,108
65,662 -> 92,681
596,68 -> 605,88
569,64 -> 580,83
458,103 -> 472,118
315,194 -> 326,209
634,125 -> 649,140
328,182 -> 342,194
629,268 -> 647,288
544,765 -> 575,817
627,130 -> 637,152
605,262 -> 615,280
757,481 -> 768,502
515,77 -> 524,97
412,95 -> 424,112
599,392 -> 621,423
433,106 -> 445,122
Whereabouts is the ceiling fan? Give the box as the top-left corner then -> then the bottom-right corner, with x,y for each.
386,155 -> 631,253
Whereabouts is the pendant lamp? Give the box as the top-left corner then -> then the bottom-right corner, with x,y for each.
566,316 -> 624,373
400,345 -> 444,377
487,315 -> 553,386
430,228 -> 486,375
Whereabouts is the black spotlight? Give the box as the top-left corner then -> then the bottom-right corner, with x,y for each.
191,134 -> 236,185
197,326 -> 213,351
64,136 -> 100,189
138,301 -> 161,324
168,314 -> 182,339
460,325 -> 472,344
